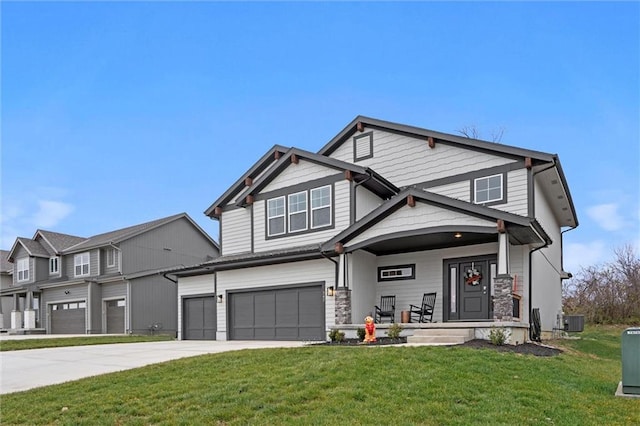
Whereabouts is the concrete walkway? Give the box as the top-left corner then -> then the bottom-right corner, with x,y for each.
0,339 -> 306,394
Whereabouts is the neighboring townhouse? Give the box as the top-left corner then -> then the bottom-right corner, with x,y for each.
2,213 -> 219,335
175,116 -> 577,343
0,250 -> 14,329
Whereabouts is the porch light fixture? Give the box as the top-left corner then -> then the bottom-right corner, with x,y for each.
217,294 -> 223,303
454,232 -> 462,238
326,286 -> 335,297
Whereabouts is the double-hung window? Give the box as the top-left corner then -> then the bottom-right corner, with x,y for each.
49,257 -> 60,275
288,191 -> 307,232
74,252 -> 90,277
267,197 -> 286,236
311,185 -> 332,228
474,174 -> 503,204
17,258 -> 29,282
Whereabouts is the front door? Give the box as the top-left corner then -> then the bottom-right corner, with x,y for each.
444,255 -> 496,321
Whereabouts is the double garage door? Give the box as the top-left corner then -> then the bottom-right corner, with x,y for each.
229,285 -> 324,341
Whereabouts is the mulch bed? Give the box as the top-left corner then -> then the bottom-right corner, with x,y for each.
314,337 -> 563,357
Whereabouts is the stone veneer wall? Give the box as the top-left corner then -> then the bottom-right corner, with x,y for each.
335,288 -> 352,325
493,275 -> 514,321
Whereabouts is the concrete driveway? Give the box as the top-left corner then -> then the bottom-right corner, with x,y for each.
0,339 -> 306,394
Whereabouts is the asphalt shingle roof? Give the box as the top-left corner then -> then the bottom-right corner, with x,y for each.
37,230 -> 87,252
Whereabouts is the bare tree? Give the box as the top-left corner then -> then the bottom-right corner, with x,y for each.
458,125 -> 505,143
563,244 -> 640,324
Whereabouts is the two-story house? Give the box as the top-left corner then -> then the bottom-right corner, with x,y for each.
2,213 -> 219,335
174,116 -> 577,343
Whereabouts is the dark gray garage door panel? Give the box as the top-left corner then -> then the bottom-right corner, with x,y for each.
229,285 -> 323,341
183,297 -> 216,340
51,307 -> 85,334
106,300 -> 125,334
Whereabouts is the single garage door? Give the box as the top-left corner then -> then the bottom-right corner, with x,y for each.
50,301 -> 86,334
183,296 -> 216,340
229,285 -> 324,341
106,299 -> 125,333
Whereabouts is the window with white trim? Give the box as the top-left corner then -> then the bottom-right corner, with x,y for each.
378,264 -> 415,281
17,258 -> 29,282
107,248 -> 116,267
288,191 -> 307,233
267,196 -> 286,236
74,252 -> 90,277
49,257 -> 60,275
474,174 -> 503,204
311,185 -> 332,228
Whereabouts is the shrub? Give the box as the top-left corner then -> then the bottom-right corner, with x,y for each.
488,327 -> 510,346
328,329 -> 345,342
356,328 -> 366,342
387,323 -> 403,340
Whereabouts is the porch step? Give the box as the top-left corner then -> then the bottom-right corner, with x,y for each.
406,328 -> 474,345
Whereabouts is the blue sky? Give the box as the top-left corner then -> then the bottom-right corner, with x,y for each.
1,2 -> 638,274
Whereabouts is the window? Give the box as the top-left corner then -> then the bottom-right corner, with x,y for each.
267,197 -> 286,236
288,192 -> 307,232
474,174 -> 503,204
49,257 -> 60,275
378,264 -> 415,281
74,252 -> 90,277
107,248 -> 116,267
311,186 -> 332,228
353,132 -> 373,162
17,258 -> 29,282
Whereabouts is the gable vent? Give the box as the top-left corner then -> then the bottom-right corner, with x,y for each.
354,132 -> 373,162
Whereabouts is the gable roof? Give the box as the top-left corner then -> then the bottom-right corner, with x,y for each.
7,238 -> 52,262
34,230 -> 87,254
234,147 -> 399,208
204,145 -> 289,218
318,115 -> 578,228
64,213 -> 217,253
322,187 -> 551,255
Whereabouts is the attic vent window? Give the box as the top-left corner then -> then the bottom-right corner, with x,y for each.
378,264 -> 415,281
353,132 -> 373,162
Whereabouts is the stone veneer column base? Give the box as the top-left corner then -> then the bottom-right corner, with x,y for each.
335,288 -> 352,325
493,274 -> 514,322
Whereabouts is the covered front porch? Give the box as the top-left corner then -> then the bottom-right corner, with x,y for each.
0,288 -> 45,335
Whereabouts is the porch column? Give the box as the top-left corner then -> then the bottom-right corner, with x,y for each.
24,291 -> 36,329
494,228 -> 514,321
11,294 -> 23,329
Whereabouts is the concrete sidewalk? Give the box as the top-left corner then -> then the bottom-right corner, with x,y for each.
0,340 -> 306,394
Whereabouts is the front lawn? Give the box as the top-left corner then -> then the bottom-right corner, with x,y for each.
0,334 -> 174,352
1,326 -> 637,425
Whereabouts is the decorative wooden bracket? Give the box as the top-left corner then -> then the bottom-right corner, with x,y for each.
356,121 -> 364,132
428,136 -> 435,149
245,195 -> 254,205
407,195 -> 416,207
335,242 -> 344,254
525,157 -> 532,170
214,207 -> 222,216
497,219 -> 506,233
291,153 -> 299,164
274,151 -> 281,160
244,177 -> 253,186
344,170 -> 353,181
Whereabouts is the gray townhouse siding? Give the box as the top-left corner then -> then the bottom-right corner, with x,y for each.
128,274 -> 178,335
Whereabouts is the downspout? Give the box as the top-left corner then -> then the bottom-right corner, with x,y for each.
352,174 -> 373,224
319,246 -> 339,292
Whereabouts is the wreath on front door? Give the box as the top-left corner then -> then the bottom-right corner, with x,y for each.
465,267 -> 482,286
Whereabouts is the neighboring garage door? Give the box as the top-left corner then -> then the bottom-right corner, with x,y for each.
183,296 -> 216,340
50,301 -> 86,334
106,299 -> 125,333
229,285 -> 324,341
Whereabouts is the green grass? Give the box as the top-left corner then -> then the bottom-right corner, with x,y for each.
1,326 -> 638,425
0,334 -> 174,351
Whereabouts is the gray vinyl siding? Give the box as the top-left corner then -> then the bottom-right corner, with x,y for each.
64,249 -> 99,279
128,275 -> 177,336
427,181 -> 470,201
262,159 -> 336,193
12,246 -> 33,286
355,186 -> 384,221
329,128 -> 516,188
216,259 -> 334,340
35,257 -> 49,283
221,208 -> 252,255
230,160 -> 278,204
88,281 -> 101,334
177,274 -> 216,340
119,218 -> 219,275
101,248 -> 120,275
348,202 -> 496,248
102,282 -> 127,299
253,180 -> 351,252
